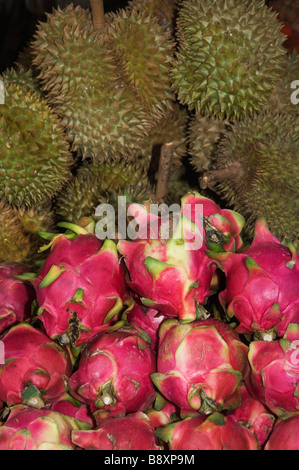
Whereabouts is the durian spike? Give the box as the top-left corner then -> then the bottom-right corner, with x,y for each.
155,142 -> 174,202
90,0 -> 105,31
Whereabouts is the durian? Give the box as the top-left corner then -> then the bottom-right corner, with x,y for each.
55,159 -> 149,223
0,201 -> 37,264
170,0 -> 287,119
201,111 -> 299,248
187,114 -> 231,172
264,51 -> 299,116
105,6 -> 176,120
32,4 -> 173,160
0,71 -> 72,207
128,0 -> 178,36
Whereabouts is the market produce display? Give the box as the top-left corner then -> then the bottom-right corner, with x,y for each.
0,0 -> 298,451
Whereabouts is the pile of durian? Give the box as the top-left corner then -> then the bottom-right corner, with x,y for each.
0,0 -> 298,266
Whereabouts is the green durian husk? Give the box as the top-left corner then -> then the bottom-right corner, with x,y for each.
211,110 -> 299,249
0,71 -> 72,208
170,0 -> 287,119
31,5 -> 152,160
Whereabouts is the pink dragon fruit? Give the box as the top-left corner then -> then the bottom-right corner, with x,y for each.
33,228 -> 127,347
146,393 -> 179,429
72,411 -> 162,450
209,219 -> 299,337
117,192 -> 244,322
0,322 -> 72,408
151,317 -> 249,414
264,412 -> 299,450
69,329 -> 156,416
226,383 -> 275,447
50,392 -> 94,427
156,412 -> 258,450
0,404 -> 91,450
124,301 -> 167,351
247,323 -> 299,417
0,262 -> 36,334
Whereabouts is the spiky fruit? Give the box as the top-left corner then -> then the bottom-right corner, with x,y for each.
69,329 -> 156,416
264,51 -> 299,116
32,5 -> 151,159
187,115 -> 231,172
209,219 -> 299,337
205,111 -> 299,248
0,404 -> 91,450
226,383 -> 275,448
170,0 -> 286,119
55,159 -> 149,224
247,323 -> 299,417
0,323 -> 72,408
128,0 -> 177,36
151,318 -> 249,414
72,411 -> 162,450
33,229 -> 127,347
0,262 -> 36,335
0,71 -> 72,207
2,66 -> 40,95
118,193 -> 243,321
264,412 -> 299,450
50,393 -> 94,427
156,412 -> 258,450
0,201 -> 36,264
106,6 -> 175,120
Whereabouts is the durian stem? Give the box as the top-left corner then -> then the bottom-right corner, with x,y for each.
90,0 -> 105,31
155,143 -> 174,202
200,162 -> 243,190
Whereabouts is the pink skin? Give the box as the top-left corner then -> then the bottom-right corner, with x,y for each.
0,262 -> 36,334
181,192 -> 244,252
69,330 -> 157,417
72,411 -> 162,450
151,318 -> 249,413
156,412 -> 258,450
0,404 -> 90,450
33,234 -> 127,346
0,323 -> 72,407
226,383 -> 275,447
125,301 -> 168,351
247,324 -> 299,417
210,219 -> 299,336
264,413 -> 299,450
49,393 -> 94,427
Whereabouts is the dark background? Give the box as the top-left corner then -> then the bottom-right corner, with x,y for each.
0,0 -> 129,73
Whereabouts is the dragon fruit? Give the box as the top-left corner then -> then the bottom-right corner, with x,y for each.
247,323 -> 299,417
33,227 -> 127,347
117,192 -> 244,322
0,262 -> 36,334
264,412 -> 299,450
209,219 -> 299,337
0,404 -> 91,450
69,329 -> 156,416
151,317 -> 249,413
72,411 -> 162,450
124,301 -> 167,351
146,393 -> 179,429
50,392 -> 94,427
0,323 -> 71,408
226,383 -> 275,447
156,412 -> 258,450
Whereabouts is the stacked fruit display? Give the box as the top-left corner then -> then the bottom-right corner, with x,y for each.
0,0 -> 298,450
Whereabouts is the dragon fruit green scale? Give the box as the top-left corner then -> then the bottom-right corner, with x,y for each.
33,232 -> 127,347
151,318 -> 249,414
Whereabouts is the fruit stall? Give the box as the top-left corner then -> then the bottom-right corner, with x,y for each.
0,0 -> 298,451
